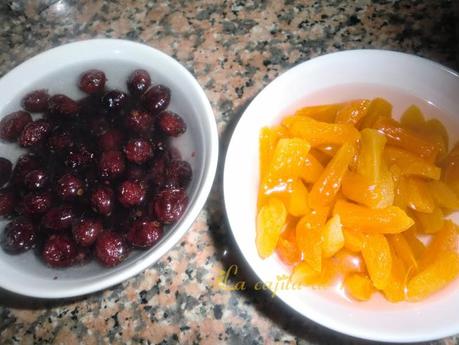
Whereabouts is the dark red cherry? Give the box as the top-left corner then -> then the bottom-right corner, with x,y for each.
117,180 -> 145,207
99,150 -> 125,180
166,160 -> 192,188
127,69 -> 151,96
102,90 -> 128,113
95,231 -> 129,267
127,219 -> 162,248
142,85 -> 170,114
48,129 -> 74,153
151,188 -> 188,224
0,189 -> 16,216
90,185 -> 114,216
22,89 -> 49,113
124,108 -> 154,134
73,217 -> 103,247
1,217 -> 37,253
0,111 -> 32,142
99,129 -> 124,151
12,154 -> 41,186
56,173 -> 85,200
24,169 -> 48,190
157,111 -> 186,137
48,94 -> 80,118
42,205 -> 75,231
42,234 -> 78,267
22,191 -> 52,215
19,119 -> 51,147
79,69 -> 106,94
124,139 -> 153,164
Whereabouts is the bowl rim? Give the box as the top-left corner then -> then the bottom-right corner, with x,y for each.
223,49 -> 459,343
0,38 -> 219,298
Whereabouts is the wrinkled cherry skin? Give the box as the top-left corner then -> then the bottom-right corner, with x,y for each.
12,154 -> 41,186
0,111 -> 32,142
127,219 -> 162,248
102,90 -> 128,113
79,69 -> 106,94
42,205 -> 75,230
23,191 -> 52,215
99,129 -> 124,151
48,94 -> 80,118
90,185 -> 114,216
19,119 -> 52,148
95,231 -> 129,267
24,169 -> 48,190
118,180 -> 145,207
1,217 -> 37,253
56,173 -> 85,200
0,189 -> 16,216
48,130 -> 74,153
42,234 -> 78,267
124,139 -> 153,164
166,160 -> 192,188
0,157 -> 12,187
73,217 -> 103,247
99,150 -> 126,180
142,85 -> 170,114
151,188 -> 188,224
127,69 -> 151,96
157,111 -> 187,137
22,89 -> 49,113
124,108 -> 154,134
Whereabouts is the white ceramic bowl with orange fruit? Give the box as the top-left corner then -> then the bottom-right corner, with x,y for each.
224,50 -> 459,342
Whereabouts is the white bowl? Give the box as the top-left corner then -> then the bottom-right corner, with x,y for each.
224,50 -> 459,342
0,39 -> 218,298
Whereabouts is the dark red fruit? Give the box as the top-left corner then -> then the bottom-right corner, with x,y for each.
88,116 -> 110,137
0,111 -> 32,142
99,150 -> 125,180
42,234 -> 78,267
48,94 -> 80,118
142,85 -> 170,114
1,217 -> 36,253
95,231 -> 128,267
23,191 -> 52,215
102,90 -> 128,113
65,144 -> 95,170
124,139 -> 153,164
79,69 -> 106,94
19,119 -> 51,147
147,154 -> 168,189
56,173 -> 84,200
42,205 -> 75,230
166,160 -> 192,188
73,217 -> 103,247
118,180 -> 145,207
90,185 -> 114,216
157,111 -> 186,137
0,189 -> 15,216
151,188 -> 188,224
12,154 -> 41,186
0,157 -> 12,187
125,108 -> 154,134
22,89 -> 49,113
127,219 -> 162,248
24,169 -> 48,190
99,129 -> 124,151
48,130 -> 74,153
126,165 -> 146,181
127,69 -> 151,96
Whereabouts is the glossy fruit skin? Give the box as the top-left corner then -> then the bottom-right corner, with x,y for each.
99,150 -> 126,180
125,109 -> 154,134
0,188 -> 15,216
73,217 -> 103,247
102,90 -> 128,113
48,94 -> 80,118
142,85 -> 170,114
118,180 -> 145,207
19,119 -> 52,147
42,234 -> 78,267
22,89 -> 50,113
23,191 -> 52,215
56,173 -> 85,200
127,219 -> 162,248
48,130 -> 74,153
24,169 -> 48,190
65,144 -> 95,170
0,157 -> 12,187
95,231 -> 129,267
166,160 -> 192,188
127,69 -> 151,96
99,129 -> 124,151
124,139 -> 153,164
1,217 -> 37,253
79,69 -> 106,94
157,111 -> 187,137
90,185 -> 114,216
12,154 -> 41,186
41,205 -> 75,230
0,111 -> 32,142
147,153 -> 169,190
151,188 -> 188,224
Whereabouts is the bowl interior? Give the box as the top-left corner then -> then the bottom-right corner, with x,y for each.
224,50 -> 459,342
0,40 -> 216,297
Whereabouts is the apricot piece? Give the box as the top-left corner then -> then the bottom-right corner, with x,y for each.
343,228 -> 365,252
344,273 -> 374,301
316,144 -> 339,157
321,214 -> 344,258
361,97 -> 392,129
373,117 -> 438,162
309,143 -> 356,208
407,251 -> 459,301
442,142 -> 459,195
357,128 -> 387,182
415,207 -> 444,234
362,233 -> 392,289
383,254 -> 407,302
300,154 -> 324,184
309,148 -> 332,166
403,228 -> 426,259
333,200 -> 414,234
283,116 -> 360,147
256,197 -> 287,258
335,99 -> 370,127
259,127 -> 278,181
294,103 -> 342,123
283,179 -> 309,217
276,225 -> 301,266
429,180 -> 459,210
400,105 -> 425,131
290,261 -> 322,286
388,233 -> 417,271
404,177 -> 435,213
425,119 -> 448,161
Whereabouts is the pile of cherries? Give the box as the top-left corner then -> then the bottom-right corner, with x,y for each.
0,68 -> 192,268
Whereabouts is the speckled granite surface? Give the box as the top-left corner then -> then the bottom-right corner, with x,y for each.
0,1 -> 458,344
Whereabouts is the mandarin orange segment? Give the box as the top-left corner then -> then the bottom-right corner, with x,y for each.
343,228 -> 365,252
309,143 -> 356,208
361,97 -> 392,129
373,117 -> 438,162
321,214 -> 344,258
357,128 -> 387,182
300,154 -> 324,183
335,99 -> 371,127
283,116 -> 360,146
344,273 -> 374,301
407,251 -> 459,301
404,177 -> 435,213
429,180 -> 459,210
388,233 -> 418,271
362,234 -> 392,289
294,103 -> 342,123
415,207 -> 444,234
256,197 -> 287,259
333,200 -> 414,234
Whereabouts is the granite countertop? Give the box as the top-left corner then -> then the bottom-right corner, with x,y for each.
0,1 -> 458,344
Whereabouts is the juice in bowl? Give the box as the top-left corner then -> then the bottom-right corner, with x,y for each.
223,50 -> 459,342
